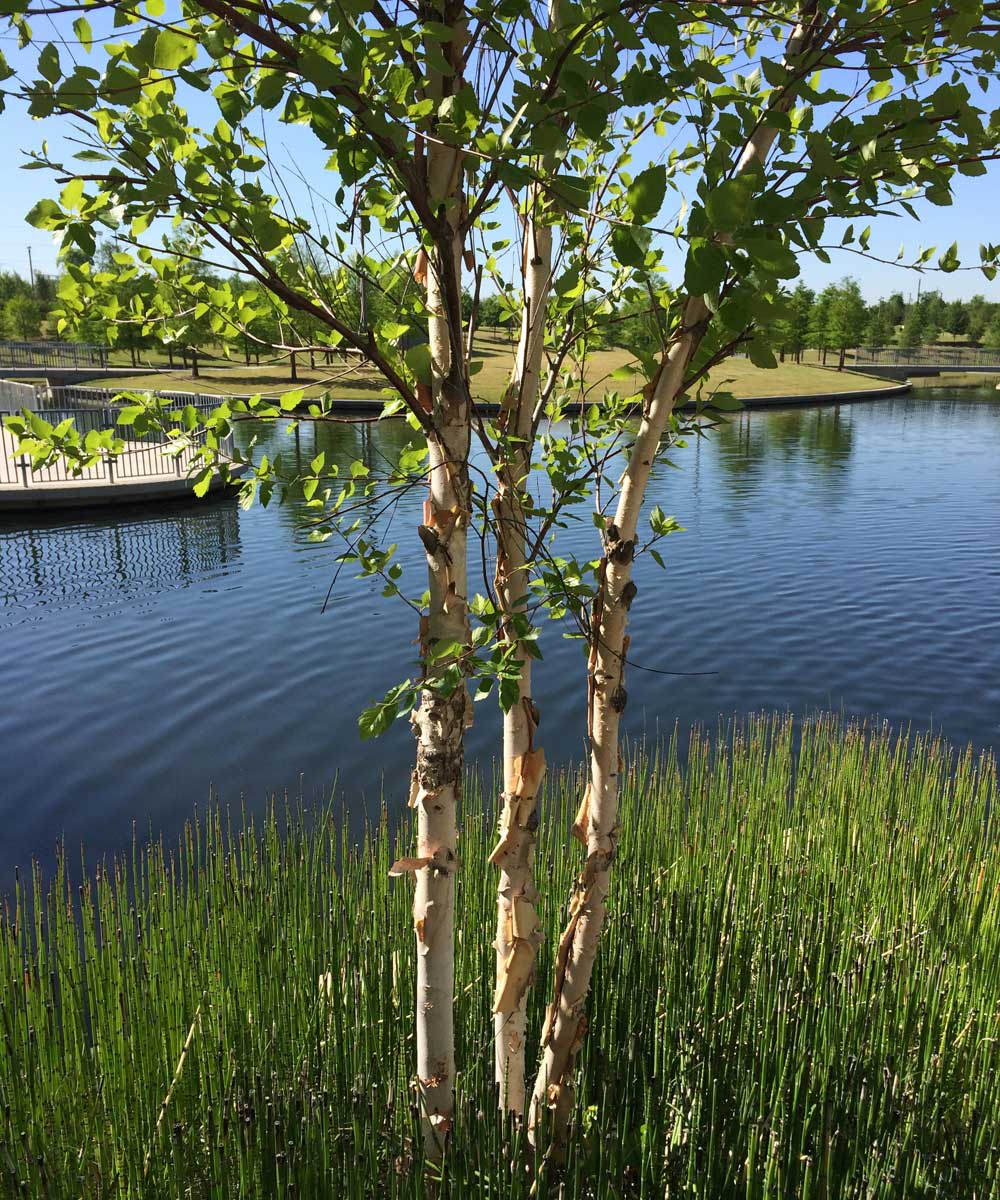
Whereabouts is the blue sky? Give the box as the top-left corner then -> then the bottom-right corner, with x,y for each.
3,19 -> 1000,304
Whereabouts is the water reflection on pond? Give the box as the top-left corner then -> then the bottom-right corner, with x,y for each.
1,390 -> 998,880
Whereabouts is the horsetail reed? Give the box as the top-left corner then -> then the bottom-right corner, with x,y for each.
1,714 -> 998,1196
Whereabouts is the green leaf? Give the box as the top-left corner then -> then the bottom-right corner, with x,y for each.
26,198 -> 62,228
867,80 -> 893,103
626,165 -> 666,224
61,178 -> 85,211
705,177 -> 755,233
192,467 -> 213,498
404,343 -> 433,385
684,241 -> 728,294
153,29 -> 197,71
611,225 -> 650,267
741,236 -> 799,279
37,43 -> 61,84
359,703 -> 394,740
279,390 -> 304,411
938,241 -> 960,273
498,675 -> 521,712
72,17 -> 92,51
747,341 -> 778,370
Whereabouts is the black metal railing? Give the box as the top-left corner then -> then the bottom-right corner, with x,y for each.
854,345 -> 1000,367
0,340 -> 109,369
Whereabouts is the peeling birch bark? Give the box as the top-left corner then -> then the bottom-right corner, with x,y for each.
491,184 -> 555,1116
410,4 -> 471,1160
529,3 -> 821,1150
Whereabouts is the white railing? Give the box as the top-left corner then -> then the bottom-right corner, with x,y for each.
1,404 -> 233,488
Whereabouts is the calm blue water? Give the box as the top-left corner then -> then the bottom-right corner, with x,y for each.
1,391 -> 999,880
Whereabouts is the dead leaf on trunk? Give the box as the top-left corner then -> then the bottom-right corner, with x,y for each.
414,248 -> 428,286
390,856 -> 432,876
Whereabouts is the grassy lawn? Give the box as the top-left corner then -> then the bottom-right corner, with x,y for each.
3,714 -> 998,1197
79,332 -> 896,405
909,371 -> 1000,389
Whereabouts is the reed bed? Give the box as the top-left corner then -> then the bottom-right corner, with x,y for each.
1,714 -> 999,1197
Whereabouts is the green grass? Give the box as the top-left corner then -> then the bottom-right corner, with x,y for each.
909,373 -> 1000,390
80,333 -> 896,405
3,714 -> 999,1197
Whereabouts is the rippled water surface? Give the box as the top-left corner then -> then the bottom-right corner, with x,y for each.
2,390 -> 998,878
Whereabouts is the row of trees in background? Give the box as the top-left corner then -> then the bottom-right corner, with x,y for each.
769,280 -> 1000,365
9,251 -> 1000,375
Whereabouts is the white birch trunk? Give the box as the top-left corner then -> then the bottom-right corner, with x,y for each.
528,300 -> 708,1142
410,6 -> 470,1159
490,213 -> 553,1115
529,3 -> 820,1148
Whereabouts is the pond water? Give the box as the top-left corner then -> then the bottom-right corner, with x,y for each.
2,389 -> 999,881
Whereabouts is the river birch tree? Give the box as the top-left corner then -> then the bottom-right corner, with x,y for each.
524,0 -> 1000,1148
0,0 -> 638,1154
6,0 -> 1000,1171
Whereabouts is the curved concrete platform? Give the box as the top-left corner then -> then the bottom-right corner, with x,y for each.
296,378 -> 912,416
0,461 -> 245,511
706,379 -> 912,408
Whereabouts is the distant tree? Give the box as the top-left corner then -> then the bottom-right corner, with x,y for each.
61,246 -> 90,271
57,241 -> 156,363
944,299 -> 969,338
981,312 -> 1000,350
149,230 -> 223,378
773,282 -> 814,362
922,317 -> 941,346
899,307 -> 924,349
0,271 -> 32,305
809,286 -> 835,365
885,292 -> 906,328
967,295 -> 994,344
476,294 -> 508,329
34,273 -> 58,307
864,309 -> 894,348
918,289 -> 948,334
3,295 -> 42,339
827,279 -> 867,369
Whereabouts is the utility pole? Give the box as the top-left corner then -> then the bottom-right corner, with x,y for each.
27,247 -> 35,294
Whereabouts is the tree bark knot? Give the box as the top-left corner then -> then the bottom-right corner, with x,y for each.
604,522 -> 635,564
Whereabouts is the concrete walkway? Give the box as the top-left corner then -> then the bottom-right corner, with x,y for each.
0,444 -> 245,511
